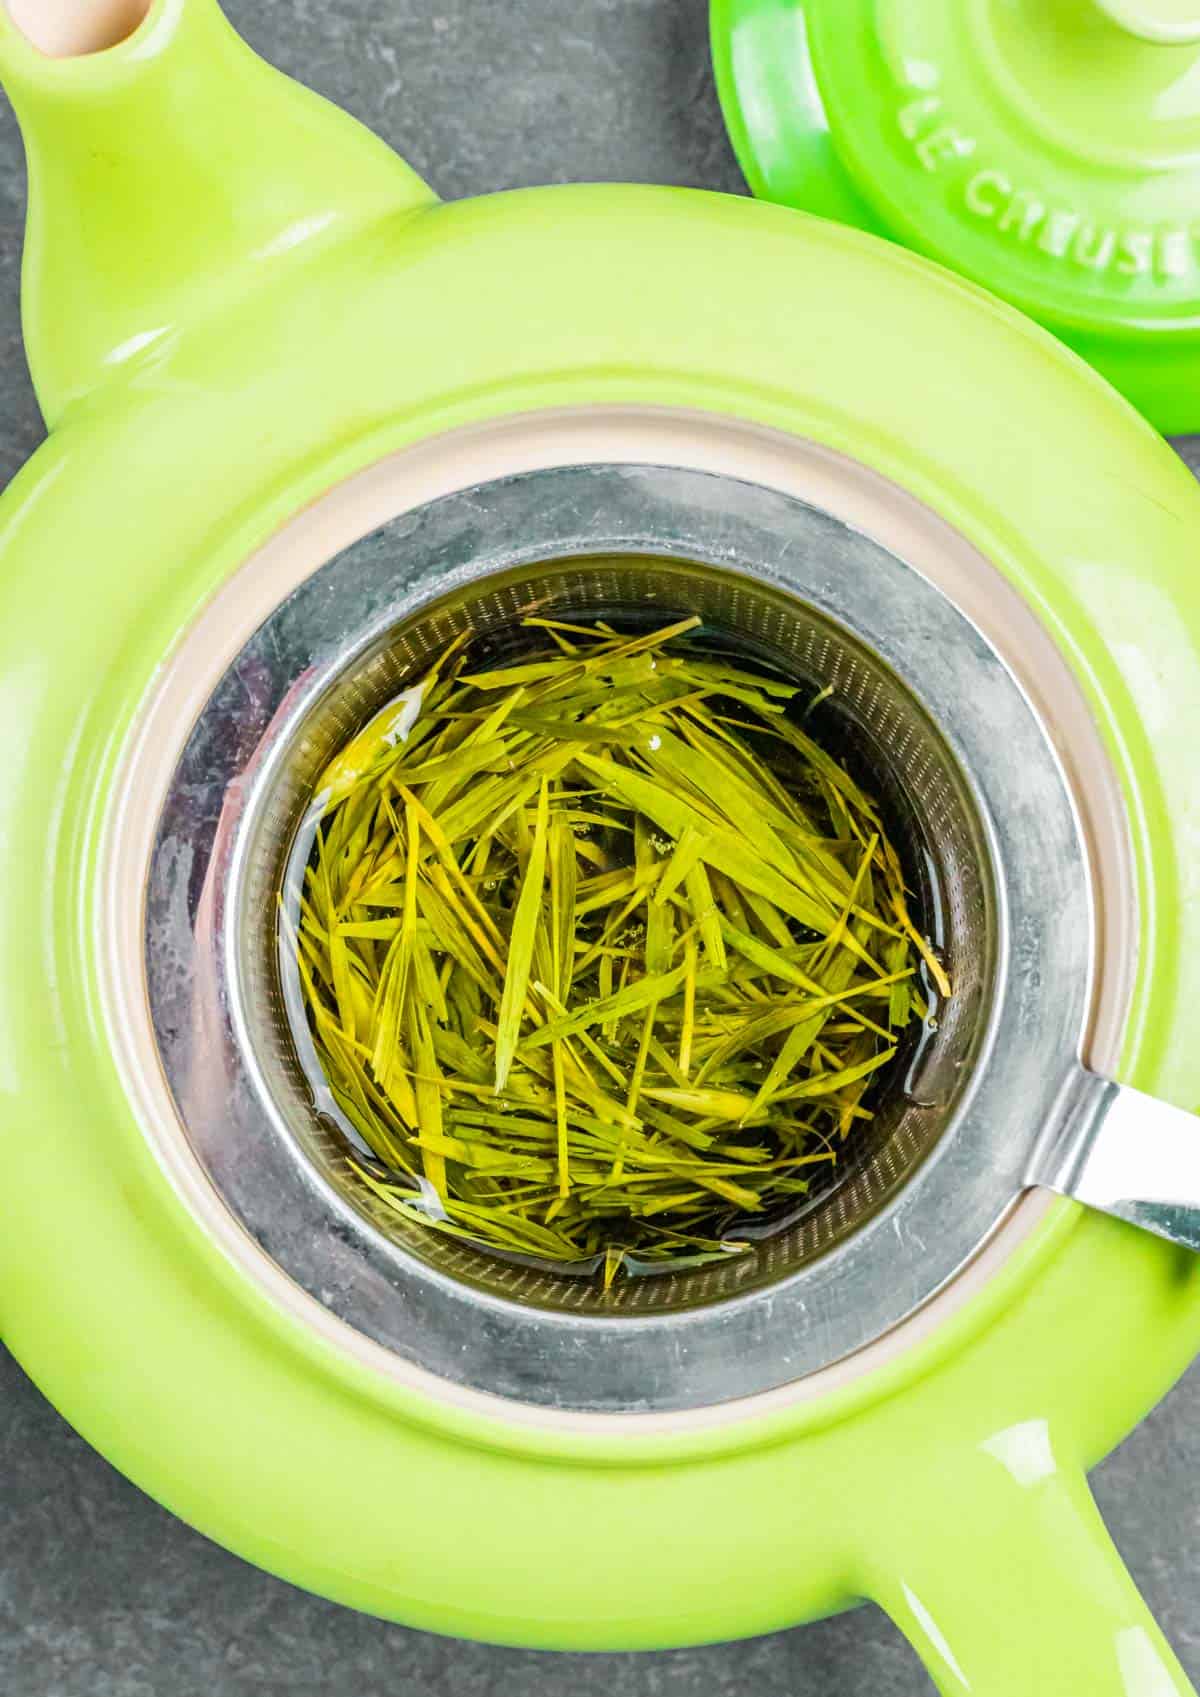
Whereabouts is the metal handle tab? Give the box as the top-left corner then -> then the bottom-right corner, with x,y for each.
1030,1065 -> 1200,1252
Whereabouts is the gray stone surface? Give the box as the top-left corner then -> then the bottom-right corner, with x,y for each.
0,2 -> 1198,1693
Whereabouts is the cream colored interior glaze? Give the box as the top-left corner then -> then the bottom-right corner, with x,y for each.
99,406 -> 1136,1436
5,0 -> 151,56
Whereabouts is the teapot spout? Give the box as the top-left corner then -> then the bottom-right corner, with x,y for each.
0,0 -> 436,426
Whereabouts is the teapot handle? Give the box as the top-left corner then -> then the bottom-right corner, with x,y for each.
864,1435 -> 1196,1694
0,0 -> 435,426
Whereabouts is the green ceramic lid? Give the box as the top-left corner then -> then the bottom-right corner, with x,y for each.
711,0 -> 1200,432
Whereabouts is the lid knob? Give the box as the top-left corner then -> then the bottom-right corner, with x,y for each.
1090,0 -> 1200,42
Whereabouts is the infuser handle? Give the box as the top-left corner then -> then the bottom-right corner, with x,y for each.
864,1440 -> 1197,1695
1029,1064 -> 1200,1253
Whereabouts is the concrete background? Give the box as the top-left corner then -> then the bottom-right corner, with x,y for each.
0,2 -> 1197,1692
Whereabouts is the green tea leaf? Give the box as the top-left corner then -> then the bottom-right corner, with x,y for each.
493,777 -> 550,1092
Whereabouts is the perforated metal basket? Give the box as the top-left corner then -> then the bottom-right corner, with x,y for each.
237,551 -> 992,1318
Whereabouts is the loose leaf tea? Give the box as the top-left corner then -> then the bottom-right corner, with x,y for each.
291,615 -> 948,1285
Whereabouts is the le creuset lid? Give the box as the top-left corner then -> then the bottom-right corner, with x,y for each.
3,1 -> 1200,1691
711,0 -> 1200,433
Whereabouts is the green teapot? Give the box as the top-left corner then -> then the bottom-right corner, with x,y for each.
2,4 -> 1200,1693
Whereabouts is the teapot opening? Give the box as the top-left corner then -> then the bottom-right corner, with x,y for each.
108,443 -> 1126,1411
5,0 -> 151,58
